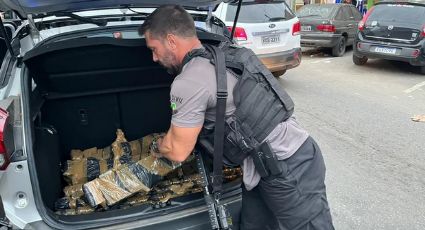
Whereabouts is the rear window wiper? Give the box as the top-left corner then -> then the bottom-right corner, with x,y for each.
53,12 -> 107,27
298,14 -> 322,18
268,17 -> 286,21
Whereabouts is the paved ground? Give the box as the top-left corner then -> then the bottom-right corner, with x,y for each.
279,48 -> 425,230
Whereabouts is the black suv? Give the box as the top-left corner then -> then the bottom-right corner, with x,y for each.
353,1 -> 425,74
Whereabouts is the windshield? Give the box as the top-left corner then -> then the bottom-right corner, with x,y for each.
296,4 -> 336,18
225,0 -> 292,23
367,4 -> 425,24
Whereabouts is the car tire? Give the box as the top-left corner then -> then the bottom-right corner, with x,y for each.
353,55 -> 368,65
420,66 -> 425,75
272,69 -> 286,78
332,36 -> 346,57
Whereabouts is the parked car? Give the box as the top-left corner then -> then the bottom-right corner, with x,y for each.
297,3 -> 363,57
353,1 -> 425,74
214,0 -> 302,77
0,1 -> 243,229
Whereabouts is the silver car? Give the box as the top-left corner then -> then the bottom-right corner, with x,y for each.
0,1 -> 243,229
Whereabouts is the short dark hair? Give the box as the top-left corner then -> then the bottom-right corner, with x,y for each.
139,5 -> 197,39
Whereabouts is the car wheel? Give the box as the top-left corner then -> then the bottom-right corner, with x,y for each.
332,36 -> 346,57
420,66 -> 425,75
352,55 -> 368,65
272,69 -> 286,78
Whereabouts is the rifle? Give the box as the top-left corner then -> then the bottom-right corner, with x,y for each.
195,152 -> 231,230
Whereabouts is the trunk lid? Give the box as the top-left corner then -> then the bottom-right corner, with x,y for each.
362,3 -> 425,44
0,0 -> 223,18
297,3 -> 336,33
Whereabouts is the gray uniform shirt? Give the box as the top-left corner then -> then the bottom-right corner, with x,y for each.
171,56 -> 309,190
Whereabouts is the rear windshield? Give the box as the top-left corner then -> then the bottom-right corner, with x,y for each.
368,4 -> 425,24
225,0 -> 294,23
296,4 -> 336,18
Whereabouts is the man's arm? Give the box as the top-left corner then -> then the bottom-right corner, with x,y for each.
157,124 -> 203,162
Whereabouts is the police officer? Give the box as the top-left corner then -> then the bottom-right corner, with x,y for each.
140,5 -> 334,230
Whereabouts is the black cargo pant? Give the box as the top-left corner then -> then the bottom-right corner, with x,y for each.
240,136 -> 334,230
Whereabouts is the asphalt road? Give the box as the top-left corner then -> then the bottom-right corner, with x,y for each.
279,48 -> 425,230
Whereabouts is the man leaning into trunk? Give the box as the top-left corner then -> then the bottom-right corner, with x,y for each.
139,5 -> 334,230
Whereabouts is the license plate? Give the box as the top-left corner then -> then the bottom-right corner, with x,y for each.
374,47 -> 397,55
301,26 -> 311,31
262,35 -> 280,45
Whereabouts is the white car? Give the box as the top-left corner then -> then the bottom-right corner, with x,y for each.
214,0 -> 302,77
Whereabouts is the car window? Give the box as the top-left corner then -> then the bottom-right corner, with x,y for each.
225,0 -> 294,23
335,8 -> 344,20
368,4 -> 425,24
340,6 -> 353,20
350,6 -> 363,20
297,4 -> 336,18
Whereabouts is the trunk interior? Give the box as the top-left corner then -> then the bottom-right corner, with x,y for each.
24,37 -> 241,225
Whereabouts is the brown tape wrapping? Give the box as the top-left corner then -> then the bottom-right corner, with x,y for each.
97,170 -> 132,206
63,159 -> 88,185
138,155 -> 172,176
63,184 -> 84,199
70,150 -> 84,160
99,159 -> 108,174
83,162 -> 154,207
111,129 -> 128,169
83,179 -> 106,207
56,206 -> 95,216
115,166 -> 150,193
129,139 -> 142,156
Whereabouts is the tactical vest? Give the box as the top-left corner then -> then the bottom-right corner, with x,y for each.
182,42 -> 294,166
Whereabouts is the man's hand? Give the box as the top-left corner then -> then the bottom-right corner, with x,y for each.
158,124 -> 202,162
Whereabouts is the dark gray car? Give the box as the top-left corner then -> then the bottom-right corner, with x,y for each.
297,4 -> 363,56
353,1 -> 425,74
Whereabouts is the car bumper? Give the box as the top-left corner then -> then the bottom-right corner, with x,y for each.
300,33 -> 341,48
24,194 -> 242,230
354,37 -> 425,66
257,48 -> 302,72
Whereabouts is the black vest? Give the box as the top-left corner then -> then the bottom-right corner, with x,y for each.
182,42 -> 294,165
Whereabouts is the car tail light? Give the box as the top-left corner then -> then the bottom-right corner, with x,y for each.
292,21 -> 301,36
0,108 -> 9,171
316,24 -> 336,33
412,49 -> 420,58
227,26 -> 247,41
359,7 -> 375,31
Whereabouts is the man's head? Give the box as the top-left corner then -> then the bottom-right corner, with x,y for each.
139,5 -> 201,75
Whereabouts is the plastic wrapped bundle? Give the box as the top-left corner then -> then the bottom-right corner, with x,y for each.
64,131 -> 144,185
55,206 -> 95,216
63,184 -> 84,199
63,158 -> 110,185
83,162 -> 161,207
54,197 -> 87,210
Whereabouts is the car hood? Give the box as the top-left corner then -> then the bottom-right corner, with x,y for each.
0,0 -> 223,18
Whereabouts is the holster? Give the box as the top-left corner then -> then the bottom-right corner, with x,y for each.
250,141 -> 283,178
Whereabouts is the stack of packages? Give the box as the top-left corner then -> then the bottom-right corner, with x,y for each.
55,129 -> 205,215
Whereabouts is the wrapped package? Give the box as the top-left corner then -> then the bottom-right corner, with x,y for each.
64,130 -> 145,185
56,206 -> 95,215
63,158 -> 110,185
54,197 -> 87,210
63,184 -> 84,199
83,162 -> 160,207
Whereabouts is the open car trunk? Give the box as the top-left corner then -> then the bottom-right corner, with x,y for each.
23,35 -> 241,228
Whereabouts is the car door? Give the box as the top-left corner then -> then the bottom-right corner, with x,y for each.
341,5 -> 356,44
347,6 -> 362,43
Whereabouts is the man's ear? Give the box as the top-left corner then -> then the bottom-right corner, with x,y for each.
166,34 -> 177,50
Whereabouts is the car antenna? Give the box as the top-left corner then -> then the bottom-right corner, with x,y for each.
230,0 -> 243,40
